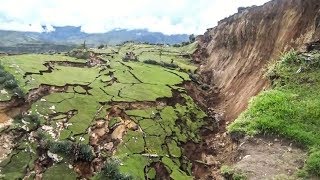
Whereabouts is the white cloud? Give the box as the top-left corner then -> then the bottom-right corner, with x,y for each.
0,0 -> 270,34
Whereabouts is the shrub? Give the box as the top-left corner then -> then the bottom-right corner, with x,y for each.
97,160 -> 132,180
162,62 -> 178,69
4,73 -> 14,81
13,114 -> 40,131
97,44 -> 104,49
3,79 -> 18,89
0,69 -> 6,77
50,141 -> 74,155
76,144 -> 95,161
143,59 -> 159,65
173,44 -> 181,47
12,87 -> 24,97
0,77 -> 5,84
49,141 -> 94,162
189,34 -> 196,43
26,114 -> 40,124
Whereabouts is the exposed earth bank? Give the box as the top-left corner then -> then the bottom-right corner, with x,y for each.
191,0 -> 320,179
194,0 -> 320,121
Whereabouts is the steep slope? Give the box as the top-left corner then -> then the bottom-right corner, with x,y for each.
195,0 -> 320,121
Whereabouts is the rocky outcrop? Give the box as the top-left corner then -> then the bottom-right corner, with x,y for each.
195,0 -> 320,121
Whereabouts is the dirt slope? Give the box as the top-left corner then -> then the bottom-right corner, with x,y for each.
194,0 -> 320,121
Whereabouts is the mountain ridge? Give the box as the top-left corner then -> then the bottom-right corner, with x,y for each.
0,26 -> 189,48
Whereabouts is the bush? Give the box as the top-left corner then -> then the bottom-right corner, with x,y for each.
76,144 -> 95,161
49,141 -> 94,162
143,59 -> 159,65
50,141 -> 74,155
12,87 -> 24,97
26,114 -> 40,124
97,160 -> 132,180
0,69 -> 6,77
13,114 -> 40,131
3,79 -> 18,89
0,77 -> 5,84
4,73 -> 14,81
97,44 -> 104,49
162,62 -> 178,69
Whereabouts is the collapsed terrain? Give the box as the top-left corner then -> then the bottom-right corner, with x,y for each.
0,0 -> 320,179
0,42 -> 212,179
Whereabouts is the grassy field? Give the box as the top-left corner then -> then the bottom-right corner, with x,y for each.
0,43 -> 204,179
228,50 -> 320,177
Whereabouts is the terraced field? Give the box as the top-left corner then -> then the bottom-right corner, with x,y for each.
0,43 -> 209,179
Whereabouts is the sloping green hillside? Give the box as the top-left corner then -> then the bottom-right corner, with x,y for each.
228,50 -> 320,177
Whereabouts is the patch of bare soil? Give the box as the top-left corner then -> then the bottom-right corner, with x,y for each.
0,113 -> 10,123
0,125 -> 14,162
184,131 -> 237,179
234,137 -> 306,180
183,81 -> 307,179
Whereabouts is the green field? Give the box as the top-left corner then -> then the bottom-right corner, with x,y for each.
0,43 -> 206,179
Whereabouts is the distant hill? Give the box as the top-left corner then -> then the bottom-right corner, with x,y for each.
0,26 -> 189,53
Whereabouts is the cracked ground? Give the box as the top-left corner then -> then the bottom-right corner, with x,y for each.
0,42 -> 209,179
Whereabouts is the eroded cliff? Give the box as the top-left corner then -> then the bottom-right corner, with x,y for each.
195,0 -> 320,121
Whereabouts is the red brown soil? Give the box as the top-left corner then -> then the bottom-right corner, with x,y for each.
194,0 -> 320,122
0,113 -> 10,123
188,0 -> 320,179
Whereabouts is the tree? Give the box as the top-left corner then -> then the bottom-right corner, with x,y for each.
82,40 -> 87,49
189,34 -> 196,43
98,44 -> 104,49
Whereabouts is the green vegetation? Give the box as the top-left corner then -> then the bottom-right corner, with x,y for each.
67,49 -> 91,59
0,63 -> 24,98
49,140 -> 95,162
228,50 -> 320,177
42,163 -> 78,180
93,160 -> 132,180
0,141 -> 37,180
0,42 -> 204,179
220,165 -> 247,180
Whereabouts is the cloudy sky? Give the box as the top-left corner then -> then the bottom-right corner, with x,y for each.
0,0 -> 270,35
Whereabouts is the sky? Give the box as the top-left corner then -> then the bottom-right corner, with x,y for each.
0,0 -> 270,35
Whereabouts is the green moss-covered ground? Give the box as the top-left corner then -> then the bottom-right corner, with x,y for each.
228,50 -> 320,178
0,43 -> 205,179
